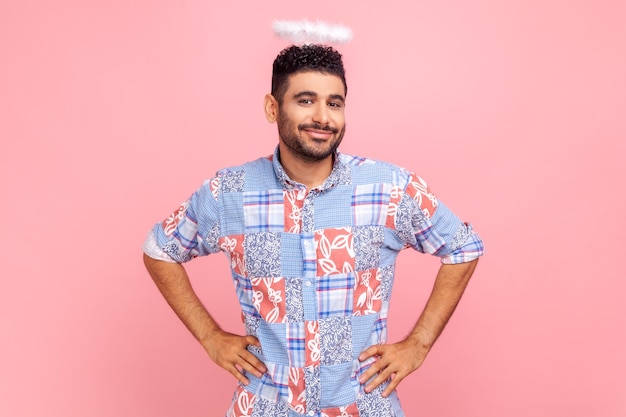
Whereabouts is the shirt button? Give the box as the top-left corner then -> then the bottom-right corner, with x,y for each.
303,241 -> 310,246
308,412 -> 315,416
305,281 -> 312,287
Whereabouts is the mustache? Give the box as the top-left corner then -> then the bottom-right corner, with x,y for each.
298,123 -> 339,134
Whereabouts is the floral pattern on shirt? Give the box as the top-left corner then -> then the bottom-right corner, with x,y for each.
287,367 -> 307,413
162,201 -> 189,237
250,395 -> 289,417
220,234 -> 246,276
162,240 -> 193,262
251,277 -> 286,324
244,232 -> 281,277
285,277 -> 304,322
406,173 -> 437,219
219,169 -> 245,193
148,148 -> 484,417
315,227 -> 355,276
385,185 -> 403,230
284,189 -> 305,233
356,386 -> 395,417
353,268 -> 383,316
322,403 -> 360,417
227,385 -> 256,417
353,226 -> 384,271
450,222 -> 473,251
305,320 -> 321,367
394,193 -> 421,245
319,316 -> 353,365
378,265 -> 395,302
304,365 -> 321,413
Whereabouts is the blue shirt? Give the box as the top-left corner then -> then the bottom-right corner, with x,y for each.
148,147 -> 484,417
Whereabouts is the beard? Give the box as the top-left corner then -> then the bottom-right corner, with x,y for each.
277,111 -> 345,163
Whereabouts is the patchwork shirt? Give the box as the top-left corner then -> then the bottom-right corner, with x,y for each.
148,147 -> 484,417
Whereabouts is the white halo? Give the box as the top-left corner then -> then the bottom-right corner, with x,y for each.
272,19 -> 353,45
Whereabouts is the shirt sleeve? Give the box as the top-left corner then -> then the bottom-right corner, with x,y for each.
142,230 -> 177,263
399,172 -> 485,264
147,178 -> 222,263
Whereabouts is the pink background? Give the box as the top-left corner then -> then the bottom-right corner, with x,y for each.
1,1 -> 625,416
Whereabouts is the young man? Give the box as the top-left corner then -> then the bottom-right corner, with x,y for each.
143,44 -> 484,417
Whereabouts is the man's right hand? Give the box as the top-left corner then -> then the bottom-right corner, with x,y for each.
203,330 -> 267,385
143,254 -> 267,385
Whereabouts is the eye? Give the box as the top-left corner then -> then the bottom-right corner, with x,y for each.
299,99 -> 313,105
328,101 -> 343,108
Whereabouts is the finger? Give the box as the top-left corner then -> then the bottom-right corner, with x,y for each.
358,351 -> 389,384
359,360 -> 385,385
364,372 -> 387,393
381,374 -> 403,398
239,351 -> 267,376
370,363 -> 410,397
239,337 -> 267,373
227,363 -> 251,386
364,363 -> 398,393
358,344 -> 383,361
237,361 -> 264,379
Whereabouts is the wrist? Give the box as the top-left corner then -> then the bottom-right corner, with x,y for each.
197,322 -> 223,347
406,329 -> 434,352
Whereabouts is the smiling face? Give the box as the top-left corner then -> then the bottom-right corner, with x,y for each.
269,71 -> 346,164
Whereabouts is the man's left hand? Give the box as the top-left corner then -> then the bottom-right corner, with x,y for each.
358,338 -> 428,397
358,259 -> 479,397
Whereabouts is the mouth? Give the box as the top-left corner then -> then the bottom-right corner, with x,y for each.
299,124 -> 338,140
303,128 -> 334,140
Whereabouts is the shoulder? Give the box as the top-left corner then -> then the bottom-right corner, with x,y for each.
337,152 -> 413,187
214,155 -> 273,176
208,155 -> 276,195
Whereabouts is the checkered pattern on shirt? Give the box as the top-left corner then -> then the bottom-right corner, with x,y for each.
151,147 -> 484,417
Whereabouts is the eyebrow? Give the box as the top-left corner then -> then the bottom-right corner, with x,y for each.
293,91 -> 345,103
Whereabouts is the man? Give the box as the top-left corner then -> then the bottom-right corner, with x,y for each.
143,44 -> 484,417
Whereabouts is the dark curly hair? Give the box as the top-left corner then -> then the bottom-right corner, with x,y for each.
271,44 -> 347,104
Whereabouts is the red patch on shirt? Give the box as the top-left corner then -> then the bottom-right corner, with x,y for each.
284,189 -> 305,233
315,228 -> 355,276
219,234 -> 246,276
353,268 -> 383,316
321,403 -> 359,417
287,367 -> 307,413
305,320 -> 320,367
406,174 -> 438,218
250,277 -> 286,324
161,201 -> 188,237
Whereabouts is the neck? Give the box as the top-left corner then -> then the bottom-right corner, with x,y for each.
278,146 -> 334,189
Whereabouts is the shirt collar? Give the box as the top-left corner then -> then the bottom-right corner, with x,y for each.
272,146 -> 350,192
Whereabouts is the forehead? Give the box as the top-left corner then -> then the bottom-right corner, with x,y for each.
285,71 -> 345,97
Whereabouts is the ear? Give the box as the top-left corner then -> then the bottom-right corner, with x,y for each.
264,94 -> 278,123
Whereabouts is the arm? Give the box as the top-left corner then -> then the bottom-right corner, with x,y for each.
143,253 -> 266,384
358,258 -> 479,397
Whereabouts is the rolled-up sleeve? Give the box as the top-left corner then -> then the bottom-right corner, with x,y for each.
148,179 -> 222,263
400,173 -> 485,264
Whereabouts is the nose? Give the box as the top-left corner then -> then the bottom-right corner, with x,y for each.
312,102 -> 329,126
